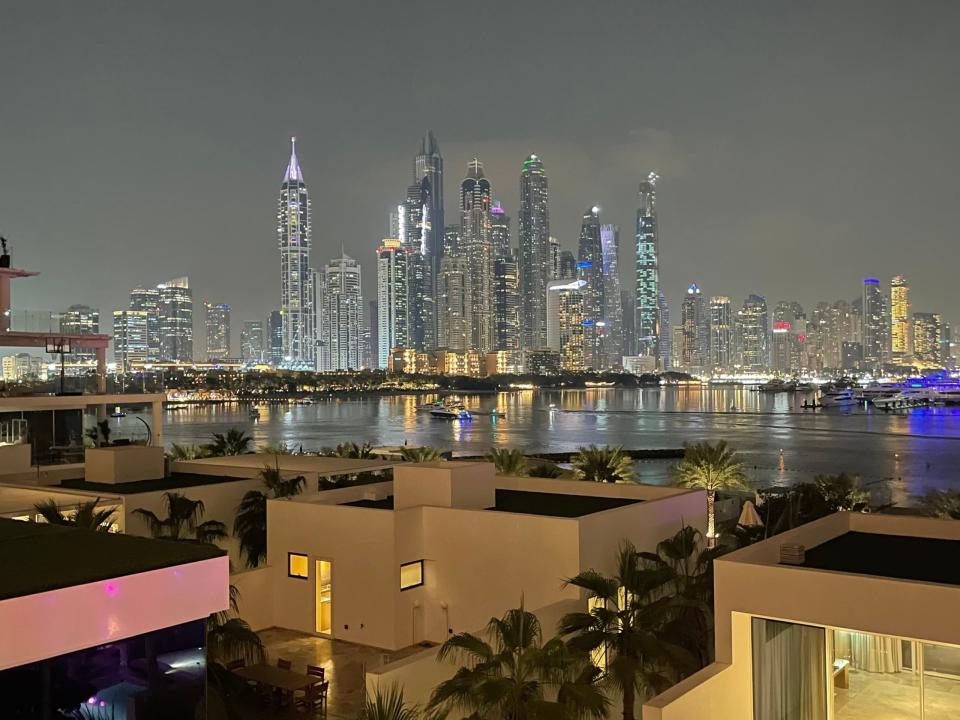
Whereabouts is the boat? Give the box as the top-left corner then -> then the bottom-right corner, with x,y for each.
935,388 -> 960,405
418,401 -> 448,412
430,403 -> 471,420
759,379 -> 797,392
110,406 -> 126,418
872,388 -> 938,410
819,388 -> 857,407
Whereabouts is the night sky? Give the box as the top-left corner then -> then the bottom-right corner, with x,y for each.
2,1 -> 958,355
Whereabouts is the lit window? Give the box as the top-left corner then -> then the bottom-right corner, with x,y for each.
400,560 -> 424,590
288,552 -> 309,579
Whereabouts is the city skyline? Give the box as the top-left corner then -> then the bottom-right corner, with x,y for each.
2,2 -> 959,342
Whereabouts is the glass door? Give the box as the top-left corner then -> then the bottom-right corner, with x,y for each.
315,560 -> 332,635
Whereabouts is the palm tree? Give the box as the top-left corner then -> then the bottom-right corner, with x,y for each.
34,497 -> 117,532
259,441 -> 293,455
330,441 -> 375,458
528,461 -> 564,479
203,429 -> 253,457
399,446 -> 443,463
206,582 -> 266,720
233,463 -> 306,568
485,447 -> 528,476
429,603 -> 607,720
917,488 -> 960,519
167,442 -> 208,460
559,543 -> 695,720
814,473 -> 868,511
671,441 -> 748,544
133,492 -> 228,543
360,684 -> 420,720
572,445 -> 635,483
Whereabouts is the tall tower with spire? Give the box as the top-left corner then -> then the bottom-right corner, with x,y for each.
635,172 -> 660,366
518,154 -> 550,353
277,137 -> 315,367
458,158 -> 494,353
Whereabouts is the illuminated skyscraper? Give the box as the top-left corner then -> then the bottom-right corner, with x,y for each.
240,321 -> 264,364
709,296 -> 733,370
736,294 -> 768,371
59,304 -> 99,369
680,283 -> 709,369
546,279 -> 586,371
317,254 -> 362,371
204,302 -> 230,361
157,277 -> 193,363
437,256 -> 469,351
376,238 -> 406,367
267,311 -> 283,366
559,250 -> 576,280
577,207 -> 604,368
489,203 -> 520,356
862,278 -> 885,369
414,131 -> 444,294
518,154 -> 550,351
459,158 -> 494,353
490,201 -> 511,257
129,287 -> 161,362
658,291 -> 671,370
635,172 -> 660,365
112,310 -> 148,372
277,137 -> 315,366
890,275 -> 911,362
913,312 -> 943,368
600,224 -> 623,367
399,180 -> 434,351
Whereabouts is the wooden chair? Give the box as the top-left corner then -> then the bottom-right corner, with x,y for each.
307,664 -> 325,681
274,658 -> 294,707
298,680 -> 328,712
277,658 -> 293,670
225,659 -> 245,671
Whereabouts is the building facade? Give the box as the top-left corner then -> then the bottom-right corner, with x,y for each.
577,207 -> 605,369
157,277 -> 193,363
112,310 -> 149,372
680,283 -> 709,370
546,279 -> 587,371
317,255 -> 363,372
376,238 -> 407,368
736,294 -> 769,371
635,172 -> 660,366
518,154 -> 551,352
913,312 -> 943,368
129,287 -> 161,362
890,275 -> 911,363
240,321 -> 264,364
203,302 -> 230,361
710,296 -> 733,370
862,277 -> 885,369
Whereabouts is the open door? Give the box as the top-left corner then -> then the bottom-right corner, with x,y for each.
315,560 -> 332,635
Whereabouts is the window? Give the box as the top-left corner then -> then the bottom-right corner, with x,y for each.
400,560 -> 424,590
288,552 -> 309,579
752,618 -> 826,720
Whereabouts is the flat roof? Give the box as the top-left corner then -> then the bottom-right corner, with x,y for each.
342,496 -> 395,510
800,531 -> 960,586
0,517 -> 224,600
0,485 -> 119,516
490,489 -> 641,518
178,454 -> 396,476
60,472 -> 250,495
0,393 -> 165,412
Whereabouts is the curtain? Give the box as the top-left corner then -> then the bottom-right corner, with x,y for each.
834,631 -> 903,673
753,618 -> 827,720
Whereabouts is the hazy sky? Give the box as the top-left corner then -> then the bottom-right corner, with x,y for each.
2,1 -> 959,355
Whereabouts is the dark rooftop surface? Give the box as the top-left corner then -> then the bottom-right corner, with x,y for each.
60,472 -> 250,495
342,496 -> 395,509
0,518 -> 224,600
800,531 -> 960,586
491,489 -> 640,518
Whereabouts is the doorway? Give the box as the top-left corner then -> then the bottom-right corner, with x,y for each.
315,560 -> 332,635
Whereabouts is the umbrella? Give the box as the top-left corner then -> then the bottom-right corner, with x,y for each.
738,499 -> 764,527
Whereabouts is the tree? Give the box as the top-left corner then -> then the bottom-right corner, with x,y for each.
572,446 -> 635,483
206,584 -> 265,720
916,488 -> 960,519
485,447 -> 529,476
528,461 -> 564,479
203,429 -> 253,457
233,463 -> 306,568
34,497 -> 117,532
671,441 -> 748,543
133,492 -> 228,543
324,441 -> 375,458
259,442 -> 293,455
360,684 -> 420,720
559,543 -> 695,720
85,419 -> 112,447
429,603 -> 608,720
814,473 -> 869,512
167,443 -> 209,460
400,446 -> 442,463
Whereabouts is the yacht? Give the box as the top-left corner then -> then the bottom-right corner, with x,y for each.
935,388 -> 960,405
430,404 -> 471,420
872,388 -> 938,410
819,388 -> 857,407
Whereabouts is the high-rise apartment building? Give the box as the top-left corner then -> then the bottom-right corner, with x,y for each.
277,137 -> 314,367
490,202 -> 511,257
913,312 -> 943,368
157,277 -> 193,363
268,310 -> 283,366
558,251 -> 576,280
458,158 -> 494,354
129,287 -> 161,362
680,283 -> 709,369
377,238 -> 407,367
437,256 -> 469,351
240,321 -> 264,364
414,131 -> 444,299
736,294 -> 769,371
366,300 -> 379,370
59,304 -> 99,369
204,302 -> 230,361
400,181 -> 434,351
635,172 -> 660,365
317,255 -> 363,372
600,224 -> 623,368
112,310 -> 149,372
518,154 -> 550,351
546,279 -> 586,371
578,207 -> 604,369
658,291 -> 671,370
621,289 -> 637,358
549,236 -> 561,279
490,204 -> 520,357
709,296 -> 733,370
862,278 -> 885,369
890,275 -> 911,363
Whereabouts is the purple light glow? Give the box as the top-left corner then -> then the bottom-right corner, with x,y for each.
104,582 -> 118,597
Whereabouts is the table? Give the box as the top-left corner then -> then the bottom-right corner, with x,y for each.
234,664 -> 323,693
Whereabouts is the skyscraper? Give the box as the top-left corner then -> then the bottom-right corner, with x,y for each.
112,310 -> 149,372
376,238 -> 406,367
414,131 -> 444,293
658,291 -> 672,370
277,137 -> 315,367
549,236 -> 561,279
600,224 -> 623,367
680,283 -> 709,369
240,321 -> 264,364
635,172 -> 660,365
490,203 -> 520,357
366,299 -> 379,370
437,256 -> 469,351
518,154 -> 550,351
490,201 -> 511,257
157,277 -> 193,363
459,158 -> 494,353
59,304 -> 99,369
913,312 -> 943,368
268,310 -> 283,366
400,180 -> 434,351
558,250 -> 576,280
890,275 -> 911,362
204,302 -> 230,361
709,296 -> 732,370
736,294 -> 769,371
546,279 -> 586,371
862,278 -> 885,369
577,207 -> 604,369
317,255 -> 363,371
129,287 -> 161,362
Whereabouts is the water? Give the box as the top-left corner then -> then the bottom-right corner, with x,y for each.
157,387 -> 960,504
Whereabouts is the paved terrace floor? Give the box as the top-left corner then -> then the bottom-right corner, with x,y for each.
256,628 -> 429,719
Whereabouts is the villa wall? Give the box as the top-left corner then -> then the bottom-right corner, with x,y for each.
231,565 -> 274,631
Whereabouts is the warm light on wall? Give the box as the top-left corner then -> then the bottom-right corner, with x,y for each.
288,552 -> 309,579
400,560 -> 424,590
